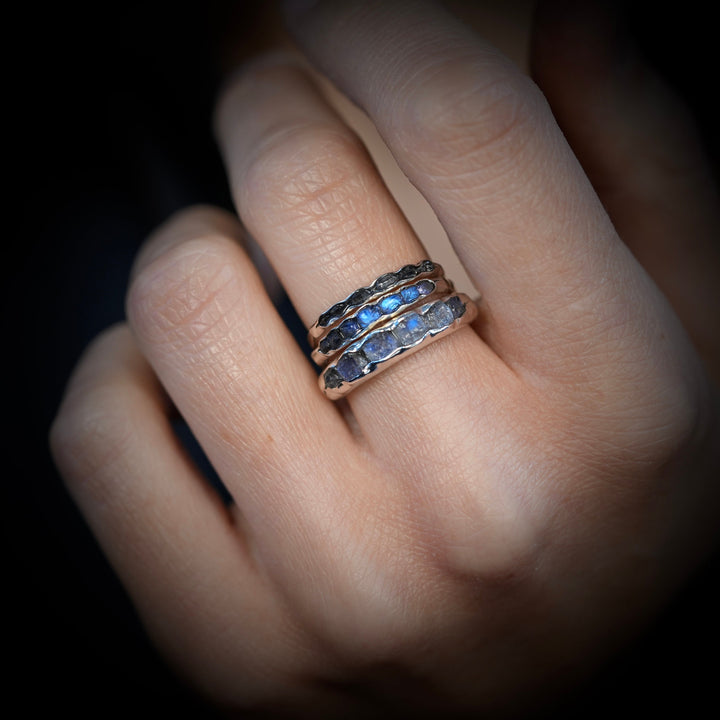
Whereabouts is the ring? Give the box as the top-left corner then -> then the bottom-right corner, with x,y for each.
309,262 -> 478,400
310,276 -> 455,365
307,260 -> 443,344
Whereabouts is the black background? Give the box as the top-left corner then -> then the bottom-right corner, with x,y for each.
5,1 -> 719,717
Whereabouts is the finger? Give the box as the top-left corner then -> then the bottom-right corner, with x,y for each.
531,0 -> 720,380
283,0 -> 676,374
126,206 -> 442,655
126,205 -> 360,527
48,324 -> 299,704
214,53 -> 510,478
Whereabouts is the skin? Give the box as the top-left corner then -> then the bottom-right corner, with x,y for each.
49,1 -> 720,718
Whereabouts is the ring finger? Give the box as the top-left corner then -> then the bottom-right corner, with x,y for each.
214,54 -> 511,479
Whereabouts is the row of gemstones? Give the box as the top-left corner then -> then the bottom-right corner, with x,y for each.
323,295 -> 467,389
317,278 -> 440,355
317,260 -> 438,328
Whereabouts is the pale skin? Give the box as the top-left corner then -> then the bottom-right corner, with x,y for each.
49,1 -> 720,718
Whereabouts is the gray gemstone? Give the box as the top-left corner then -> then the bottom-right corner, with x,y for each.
419,260 -> 435,273
324,367 -> 344,390
319,328 -> 345,354
446,295 -> 466,319
336,351 -> 367,382
416,279 -> 434,296
374,273 -> 397,291
397,264 -> 417,280
424,301 -> 454,330
393,312 -> 427,345
320,302 -> 346,326
362,331 -> 399,362
349,287 -> 373,305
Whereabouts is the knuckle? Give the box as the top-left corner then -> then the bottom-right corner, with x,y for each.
436,489 -> 540,587
395,59 -> 547,172
238,124 -> 367,230
127,235 -> 242,350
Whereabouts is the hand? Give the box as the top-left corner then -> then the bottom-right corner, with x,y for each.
50,1 -> 720,717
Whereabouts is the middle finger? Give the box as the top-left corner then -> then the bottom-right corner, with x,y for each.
215,56 -> 511,476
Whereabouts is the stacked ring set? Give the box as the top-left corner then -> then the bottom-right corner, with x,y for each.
308,260 -> 478,399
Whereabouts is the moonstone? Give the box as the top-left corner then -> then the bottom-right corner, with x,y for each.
393,312 -> 427,345
424,301 -> 454,330
338,317 -> 361,339
378,293 -> 402,314
362,331 -> 399,362
446,295 -> 466,319
397,264 -> 417,280
416,280 -> 434,296
357,305 -> 381,328
323,367 -> 343,389
319,328 -> 344,354
319,302 -> 346,327
336,352 -> 367,382
374,273 -> 397,291
400,285 -> 420,303
349,287 -> 373,305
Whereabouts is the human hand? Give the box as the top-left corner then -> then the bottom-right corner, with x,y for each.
50,1 -> 720,717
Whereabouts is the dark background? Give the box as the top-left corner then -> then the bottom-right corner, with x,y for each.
5,1 -> 719,716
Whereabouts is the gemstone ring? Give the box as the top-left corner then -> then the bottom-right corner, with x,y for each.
309,262 -> 478,400
310,276 -> 455,366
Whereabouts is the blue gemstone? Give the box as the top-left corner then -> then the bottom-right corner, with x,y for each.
400,285 -> 420,304
338,317 -> 361,339
362,331 -> 399,362
378,293 -> 402,314
319,328 -> 345,354
424,301 -> 454,330
336,352 -> 367,382
357,305 -> 381,328
416,280 -> 434,296
393,312 -> 427,345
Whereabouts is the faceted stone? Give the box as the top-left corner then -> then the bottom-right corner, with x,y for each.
338,317 -> 361,339
424,301 -> 454,330
419,260 -> 435,273
319,328 -> 345,354
416,280 -> 434,296
378,293 -> 402,314
400,284 -> 420,304
336,351 -> 367,382
319,302 -> 346,327
374,272 -> 397,292
446,295 -> 466,319
362,331 -> 399,363
324,367 -> 344,390
357,305 -> 381,328
397,264 -> 417,280
349,287 -> 373,305
393,312 -> 427,345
